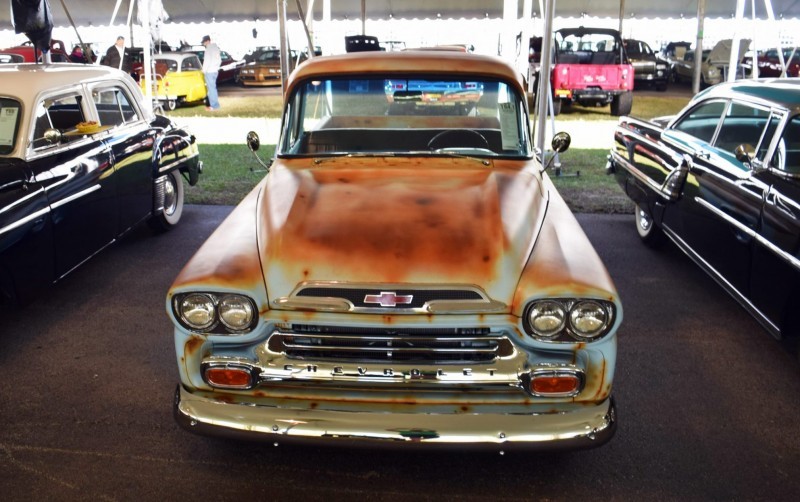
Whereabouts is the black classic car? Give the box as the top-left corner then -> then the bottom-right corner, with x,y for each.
0,64 -> 201,306
608,79 -> 800,351
624,39 -> 670,91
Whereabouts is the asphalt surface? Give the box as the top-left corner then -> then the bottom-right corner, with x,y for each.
2,206 -> 800,501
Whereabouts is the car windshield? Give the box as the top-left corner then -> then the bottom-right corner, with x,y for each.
0,98 -> 22,155
279,76 -> 529,158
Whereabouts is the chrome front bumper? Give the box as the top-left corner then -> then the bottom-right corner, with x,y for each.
174,385 -> 616,451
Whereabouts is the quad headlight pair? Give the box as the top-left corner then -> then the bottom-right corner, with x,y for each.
173,293 -> 257,334
526,299 -> 614,342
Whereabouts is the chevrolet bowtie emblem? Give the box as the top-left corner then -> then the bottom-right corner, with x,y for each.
363,291 -> 413,307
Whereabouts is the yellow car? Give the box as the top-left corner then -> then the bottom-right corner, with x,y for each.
139,52 -> 207,110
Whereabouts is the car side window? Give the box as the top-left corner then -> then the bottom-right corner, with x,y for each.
93,86 -> 140,127
771,116 -> 800,175
671,100 -> 726,143
31,93 -> 86,150
713,102 -> 770,157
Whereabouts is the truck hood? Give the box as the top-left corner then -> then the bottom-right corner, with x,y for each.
257,157 -> 547,311
707,38 -> 751,64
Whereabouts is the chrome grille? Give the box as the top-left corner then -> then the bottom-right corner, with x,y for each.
296,287 -> 483,309
267,325 -> 513,364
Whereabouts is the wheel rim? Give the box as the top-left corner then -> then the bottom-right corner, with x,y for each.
637,207 -> 653,233
163,175 -> 177,216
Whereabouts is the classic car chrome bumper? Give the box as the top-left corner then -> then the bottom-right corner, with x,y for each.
174,385 -> 616,451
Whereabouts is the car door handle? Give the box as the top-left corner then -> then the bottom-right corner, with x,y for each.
694,149 -> 711,160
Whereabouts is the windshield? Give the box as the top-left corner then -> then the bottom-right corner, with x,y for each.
279,77 -> 530,158
0,98 -> 22,155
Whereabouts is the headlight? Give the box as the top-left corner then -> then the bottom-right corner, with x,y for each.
524,298 -> 615,343
219,294 -> 255,331
656,63 -> 667,70
569,300 -> 610,339
179,293 -> 216,330
528,300 -> 566,339
173,292 -> 258,334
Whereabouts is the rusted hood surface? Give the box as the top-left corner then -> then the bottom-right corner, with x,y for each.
258,157 -> 546,307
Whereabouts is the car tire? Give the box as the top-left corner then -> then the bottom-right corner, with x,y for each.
550,97 -> 562,116
148,171 -> 184,232
656,82 -> 668,92
610,92 -> 633,116
635,203 -> 664,247
166,99 -> 177,111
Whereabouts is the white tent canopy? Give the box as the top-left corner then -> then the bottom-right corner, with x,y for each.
2,0 -> 800,27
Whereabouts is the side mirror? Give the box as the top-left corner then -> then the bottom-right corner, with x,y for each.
551,131 -> 571,153
245,131 -> 272,173
734,143 -> 755,164
246,131 -> 260,152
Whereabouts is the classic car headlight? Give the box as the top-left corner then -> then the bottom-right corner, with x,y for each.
174,292 -> 257,334
569,300 -> 610,339
656,63 -> 667,70
218,295 -> 255,330
525,299 -> 615,343
178,293 -> 216,330
528,300 -> 567,339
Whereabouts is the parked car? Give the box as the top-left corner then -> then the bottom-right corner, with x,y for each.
0,39 -> 71,63
624,39 -> 670,91
184,45 -> 243,84
753,48 -> 800,77
607,78 -> 800,352
0,53 -> 24,64
169,50 -> 621,450
549,26 -> 634,115
138,52 -> 207,110
672,39 -> 751,87
237,48 -> 306,86
0,63 -> 202,306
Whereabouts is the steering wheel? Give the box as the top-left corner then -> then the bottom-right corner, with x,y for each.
427,129 -> 490,151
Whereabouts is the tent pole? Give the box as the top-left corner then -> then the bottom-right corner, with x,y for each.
535,0 -> 555,157
618,0 -> 625,35
727,0 -> 745,82
693,0 -> 705,94
278,0 -> 290,92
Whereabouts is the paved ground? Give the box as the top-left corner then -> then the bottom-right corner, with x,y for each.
2,207 -> 799,500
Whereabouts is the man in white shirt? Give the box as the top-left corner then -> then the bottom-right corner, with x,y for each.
201,35 -> 222,111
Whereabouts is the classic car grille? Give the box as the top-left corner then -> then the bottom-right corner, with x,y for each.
267,325 -> 512,364
296,288 -> 483,309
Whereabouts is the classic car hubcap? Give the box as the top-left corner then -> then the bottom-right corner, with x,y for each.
164,176 -> 177,215
637,208 -> 652,232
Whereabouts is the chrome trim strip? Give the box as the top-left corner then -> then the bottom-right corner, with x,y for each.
0,187 -> 45,216
50,184 -> 101,210
661,222 -> 780,336
159,151 -> 199,173
611,151 -> 668,197
694,196 -> 800,272
0,207 -> 50,237
275,282 -> 507,314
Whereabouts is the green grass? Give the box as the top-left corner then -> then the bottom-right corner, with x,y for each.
548,149 -> 634,214
184,144 -> 274,205
186,145 -> 632,214
549,94 -> 690,121
165,94 -> 284,118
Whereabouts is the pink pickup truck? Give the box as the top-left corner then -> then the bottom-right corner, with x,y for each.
549,27 -> 634,116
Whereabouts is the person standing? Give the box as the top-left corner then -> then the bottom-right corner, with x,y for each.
103,36 -> 131,73
201,35 -> 222,111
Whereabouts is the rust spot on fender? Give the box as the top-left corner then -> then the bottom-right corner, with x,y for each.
185,335 -> 204,356
310,402 -> 319,409
592,359 -> 608,400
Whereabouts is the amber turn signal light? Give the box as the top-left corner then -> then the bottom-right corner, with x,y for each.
531,373 -> 581,396
205,367 -> 253,389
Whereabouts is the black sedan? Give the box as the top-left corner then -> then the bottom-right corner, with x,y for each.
0,63 -> 201,305
607,79 -> 800,351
